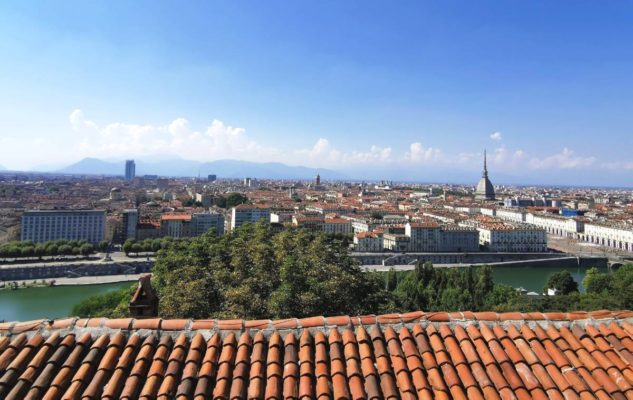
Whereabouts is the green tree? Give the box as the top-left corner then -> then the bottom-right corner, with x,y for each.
612,264 -> 633,309
21,246 -> 35,258
386,268 -> 398,291
131,243 -> 142,255
71,284 -> 136,317
582,267 -> 613,294
485,284 -> 519,310
152,220 -> 391,319
544,270 -> 579,295
58,244 -> 73,256
225,193 -> 249,208
46,244 -> 59,256
34,244 -> 47,259
79,243 -> 94,256
98,241 -> 109,252
151,239 -> 163,253
123,239 -> 135,256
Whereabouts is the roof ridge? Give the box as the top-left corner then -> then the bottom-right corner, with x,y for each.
2,310 -> 633,337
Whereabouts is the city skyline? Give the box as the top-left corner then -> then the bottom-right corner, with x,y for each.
1,2 -> 633,185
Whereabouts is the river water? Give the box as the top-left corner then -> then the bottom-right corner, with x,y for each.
0,281 -> 133,322
0,264 -> 611,322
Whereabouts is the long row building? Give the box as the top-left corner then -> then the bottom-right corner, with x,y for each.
485,206 -> 633,253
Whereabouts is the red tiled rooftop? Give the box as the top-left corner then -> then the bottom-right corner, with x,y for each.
1,310 -> 633,399
161,214 -> 192,221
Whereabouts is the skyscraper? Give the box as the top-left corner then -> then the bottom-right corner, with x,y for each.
475,150 -> 495,200
125,160 -> 136,180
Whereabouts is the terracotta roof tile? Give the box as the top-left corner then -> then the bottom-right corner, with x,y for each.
2,310 -> 633,399
193,333 -> 221,400
266,331 -> 284,399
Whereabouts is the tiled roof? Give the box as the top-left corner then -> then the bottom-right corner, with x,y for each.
1,310 -> 633,399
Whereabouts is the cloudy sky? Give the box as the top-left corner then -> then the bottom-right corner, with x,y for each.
1,1 -> 632,185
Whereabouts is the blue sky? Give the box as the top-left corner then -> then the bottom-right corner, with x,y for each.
1,1 -> 632,185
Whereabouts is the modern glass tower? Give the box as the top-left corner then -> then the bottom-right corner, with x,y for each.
125,160 -> 136,180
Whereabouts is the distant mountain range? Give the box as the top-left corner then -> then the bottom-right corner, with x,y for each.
56,158 -> 346,180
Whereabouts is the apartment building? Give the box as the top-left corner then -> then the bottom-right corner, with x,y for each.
230,204 -> 271,230
438,227 -> 480,252
405,222 -> 441,252
468,222 -> 547,252
525,213 -> 584,238
159,211 -> 225,238
495,208 -> 526,223
191,212 -> 225,236
292,215 -> 324,232
353,231 -> 384,252
160,214 -> 192,238
582,223 -> 633,252
121,209 -> 138,242
21,209 -> 106,244
322,217 -> 352,234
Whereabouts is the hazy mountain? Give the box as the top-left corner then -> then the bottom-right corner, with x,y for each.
58,158 -> 123,175
57,158 -> 345,179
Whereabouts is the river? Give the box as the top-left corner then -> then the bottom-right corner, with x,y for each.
0,281 -> 133,322
0,264 -> 612,322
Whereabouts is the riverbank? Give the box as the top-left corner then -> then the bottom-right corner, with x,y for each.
1,273 -> 143,288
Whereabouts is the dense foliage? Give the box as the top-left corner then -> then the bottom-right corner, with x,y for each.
390,263 -> 503,312
71,284 -> 136,318
0,239 -> 104,261
152,220 -> 391,319
215,192 -> 249,209
122,237 -> 174,256
543,270 -> 578,295
582,264 -> 633,309
389,263 -> 633,313
72,225 -> 633,318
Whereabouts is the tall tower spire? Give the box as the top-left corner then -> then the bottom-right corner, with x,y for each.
475,149 -> 495,200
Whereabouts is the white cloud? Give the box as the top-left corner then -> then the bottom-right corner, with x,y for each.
65,110 -> 608,174
71,109 -> 280,162
296,138 -> 393,166
491,146 -> 526,167
490,131 -> 503,141
528,148 -> 596,170
69,109 -> 98,132
601,161 -> 633,170
405,142 -> 441,163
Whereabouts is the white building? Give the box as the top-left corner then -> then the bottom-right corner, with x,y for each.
582,223 -> 633,252
525,213 -> 584,238
354,231 -> 384,252
495,208 -> 526,223
230,204 -> 271,230
470,223 -> 547,252
21,210 -> 106,244
323,218 -> 352,234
